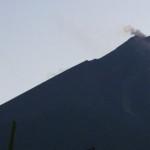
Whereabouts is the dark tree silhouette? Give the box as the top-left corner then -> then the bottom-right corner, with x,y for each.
8,120 -> 16,150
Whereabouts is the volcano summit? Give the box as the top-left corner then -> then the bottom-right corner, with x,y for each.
1,36 -> 150,150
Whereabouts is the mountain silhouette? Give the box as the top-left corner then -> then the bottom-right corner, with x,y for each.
1,36 -> 150,150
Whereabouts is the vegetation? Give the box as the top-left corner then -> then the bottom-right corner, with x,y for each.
8,120 -> 16,150
7,121 -> 96,150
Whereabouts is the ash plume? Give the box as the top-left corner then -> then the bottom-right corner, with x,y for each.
124,25 -> 146,37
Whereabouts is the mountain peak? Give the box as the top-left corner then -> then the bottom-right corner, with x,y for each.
94,36 -> 150,67
124,36 -> 150,50
1,36 -> 150,150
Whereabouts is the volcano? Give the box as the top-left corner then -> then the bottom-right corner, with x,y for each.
1,36 -> 150,150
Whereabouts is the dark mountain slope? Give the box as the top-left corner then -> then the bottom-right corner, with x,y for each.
1,36 -> 150,150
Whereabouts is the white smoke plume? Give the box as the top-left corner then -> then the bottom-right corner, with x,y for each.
124,25 -> 146,37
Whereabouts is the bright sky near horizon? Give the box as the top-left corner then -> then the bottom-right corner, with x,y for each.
0,0 -> 150,105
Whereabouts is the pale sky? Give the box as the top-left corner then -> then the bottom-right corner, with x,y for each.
0,0 -> 150,105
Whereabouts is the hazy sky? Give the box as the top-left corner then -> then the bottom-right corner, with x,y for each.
0,0 -> 150,105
